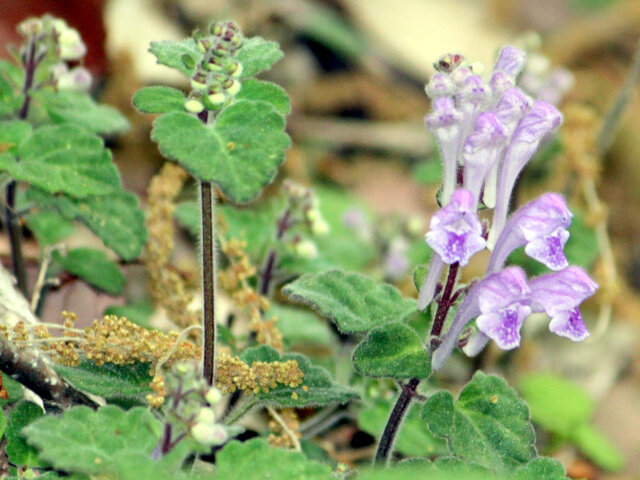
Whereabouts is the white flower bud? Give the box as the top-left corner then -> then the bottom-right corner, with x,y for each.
295,240 -> 318,259
207,92 -> 226,105
57,26 -> 87,61
224,79 -> 241,96
191,423 -> 228,446
185,99 -> 205,113
57,66 -> 92,91
205,387 -> 222,405
311,218 -> 329,236
306,208 -> 320,222
195,407 -> 216,424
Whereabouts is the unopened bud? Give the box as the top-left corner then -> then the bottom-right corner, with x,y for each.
295,240 -> 318,259
195,407 -> 216,424
17,18 -> 43,37
191,72 -> 207,90
311,219 -> 330,236
56,66 -> 92,91
57,26 -> 86,61
191,423 -> 228,446
207,91 -> 226,105
198,38 -> 213,53
223,78 -> 241,96
205,387 -> 222,405
185,98 -> 205,113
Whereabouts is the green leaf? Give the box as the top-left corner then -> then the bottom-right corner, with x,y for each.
0,120 -> 32,153
514,458 -> 569,480
104,301 -> 154,328
236,37 -> 284,77
215,438 -> 333,480
53,248 -> 125,294
268,304 -> 334,348
0,126 -> 121,197
151,101 -> 290,203
570,423 -> 624,471
236,79 -> 291,115
149,39 -> 202,75
0,410 -> 7,441
24,209 -> 75,245
240,345 -> 357,408
132,86 -> 186,114
0,372 -> 24,406
6,401 -> 46,467
353,322 -> 430,379
54,360 -> 152,406
359,400 -> 446,457
565,210 -> 598,270
36,91 -> 129,135
413,264 -> 429,292
413,158 -> 443,185
518,373 -> 593,438
283,269 -> 417,333
23,405 -> 160,476
422,372 -> 536,473
27,188 -> 146,260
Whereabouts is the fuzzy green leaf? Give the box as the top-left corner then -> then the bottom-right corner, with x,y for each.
27,188 -> 146,260
0,372 -> 24,406
240,345 -> 357,407
353,322 -> 430,378
0,120 -> 32,153
36,91 -> 129,135
422,372 -> 536,473
24,209 -> 75,245
514,458 -> 569,480
359,400 -> 446,457
53,248 -> 125,294
6,401 -> 46,467
0,410 -> 6,442
23,405 -> 160,476
149,39 -> 202,76
53,361 -> 152,406
132,86 -> 186,114
236,79 -> 291,115
151,101 -> 290,203
268,304 -> 334,348
0,126 -> 121,197
215,438 -> 333,480
519,373 -> 593,437
236,37 -> 284,77
283,269 -> 416,333
570,423 -> 624,471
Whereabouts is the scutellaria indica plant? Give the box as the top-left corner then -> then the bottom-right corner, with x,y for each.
0,13 -> 620,480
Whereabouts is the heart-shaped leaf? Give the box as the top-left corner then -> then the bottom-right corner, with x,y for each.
149,39 -> 202,76
151,101 -> 290,203
236,37 -> 284,77
53,248 -> 125,295
352,322 -> 430,379
422,372 -> 536,474
132,86 -> 186,114
283,269 -> 416,333
236,79 -> 290,115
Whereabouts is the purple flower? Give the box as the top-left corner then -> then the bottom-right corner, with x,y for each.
529,266 -> 598,341
425,189 -> 486,266
462,112 -> 508,206
487,193 -> 572,273
492,46 -> 527,77
425,97 -> 463,205
425,73 -> 456,99
489,101 -> 563,247
432,266 -> 531,369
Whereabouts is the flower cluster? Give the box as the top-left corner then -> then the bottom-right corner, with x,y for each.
17,15 -> 91,91
419,47 -> 598,369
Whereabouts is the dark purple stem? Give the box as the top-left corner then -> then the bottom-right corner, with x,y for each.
375,263 -> 460,465
258,207 -> 292,296
201,180 -> 216,385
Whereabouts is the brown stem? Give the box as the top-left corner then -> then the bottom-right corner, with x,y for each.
430,262 -> 460,339
201,181 -> 216,385
258,207 -> 292,296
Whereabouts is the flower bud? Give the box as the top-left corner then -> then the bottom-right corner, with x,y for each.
56,25 -> 86,61
198,38 -> 213,53
295,240 -> 318,259
206,55 -> 224,72
311,218 -> 330,236
56,66 -> 92,91
205,387 -> 222,405
195,407 -> 216,424
191,72 -> 207,90
18,17 -> 43,37
223,78 -> 241,96
191,423 -> 228,446
185,98 -> 205,113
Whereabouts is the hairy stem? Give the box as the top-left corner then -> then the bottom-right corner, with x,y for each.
375,263 -> 460,465
201,181 -> 216,385
258,207 -> 292,296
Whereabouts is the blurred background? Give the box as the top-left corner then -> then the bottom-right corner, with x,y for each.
1,1 -> 639,478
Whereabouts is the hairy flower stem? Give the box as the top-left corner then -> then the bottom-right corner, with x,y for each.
375,263 -> 460,465
258,207 -> 292,296
201,181 -> 216,385
5,37 -> 39,297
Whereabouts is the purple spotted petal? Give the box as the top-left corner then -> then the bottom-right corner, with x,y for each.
548,307 -> 589,342
425,73 -> 456,98
524,227 -> 570,270
493,46 -> 527,77
476,304 -> 532,350
425,189 -> 486,265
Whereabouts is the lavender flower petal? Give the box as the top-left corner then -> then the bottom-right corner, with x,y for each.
492,46 -> 527,77
489,101 -> 563,247
529,266 -> 598,342
425,189 -> 486,265
425,73 -> 456,99
418,254 -> 444,310
487,193 -> 572,273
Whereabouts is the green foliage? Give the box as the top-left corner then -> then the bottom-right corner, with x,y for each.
22,405 -> 161,476
27,188 -> 147,260
283,269 -> 416,333
36,90 -> 129,135
6,401 -> 46,467
235,79 -> 291,115
513,458 -> 568,480
0,120 -> 32,152
24,209 -> 75,245
53,361 -> 152,407
149,39 -> 202,76
53,248 -> 125,294
240,345 -> 357,408
104,301 -> 154,328
352,322 -> 430,379
234,37 -> 284,77
0,125 -> 122,197
215,438 -> 332,480
571,423 -> 624,471
132,86 -> 186,114
413,158 -> 443,185
359,400 -> 446,457
422,372 -> 536,474
268,304 -> 334,348
150,101 -> 290,203
0,372 -> 24,406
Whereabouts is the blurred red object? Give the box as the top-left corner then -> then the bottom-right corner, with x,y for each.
0,0 -> 106,75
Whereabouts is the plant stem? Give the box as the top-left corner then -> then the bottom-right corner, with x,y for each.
223,397 -> 258,425
374,378 -> 420,464
5,38 -> 38,298
375,263 -> 460,465
201,180 -> 216,385
258,206 -> 292,296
